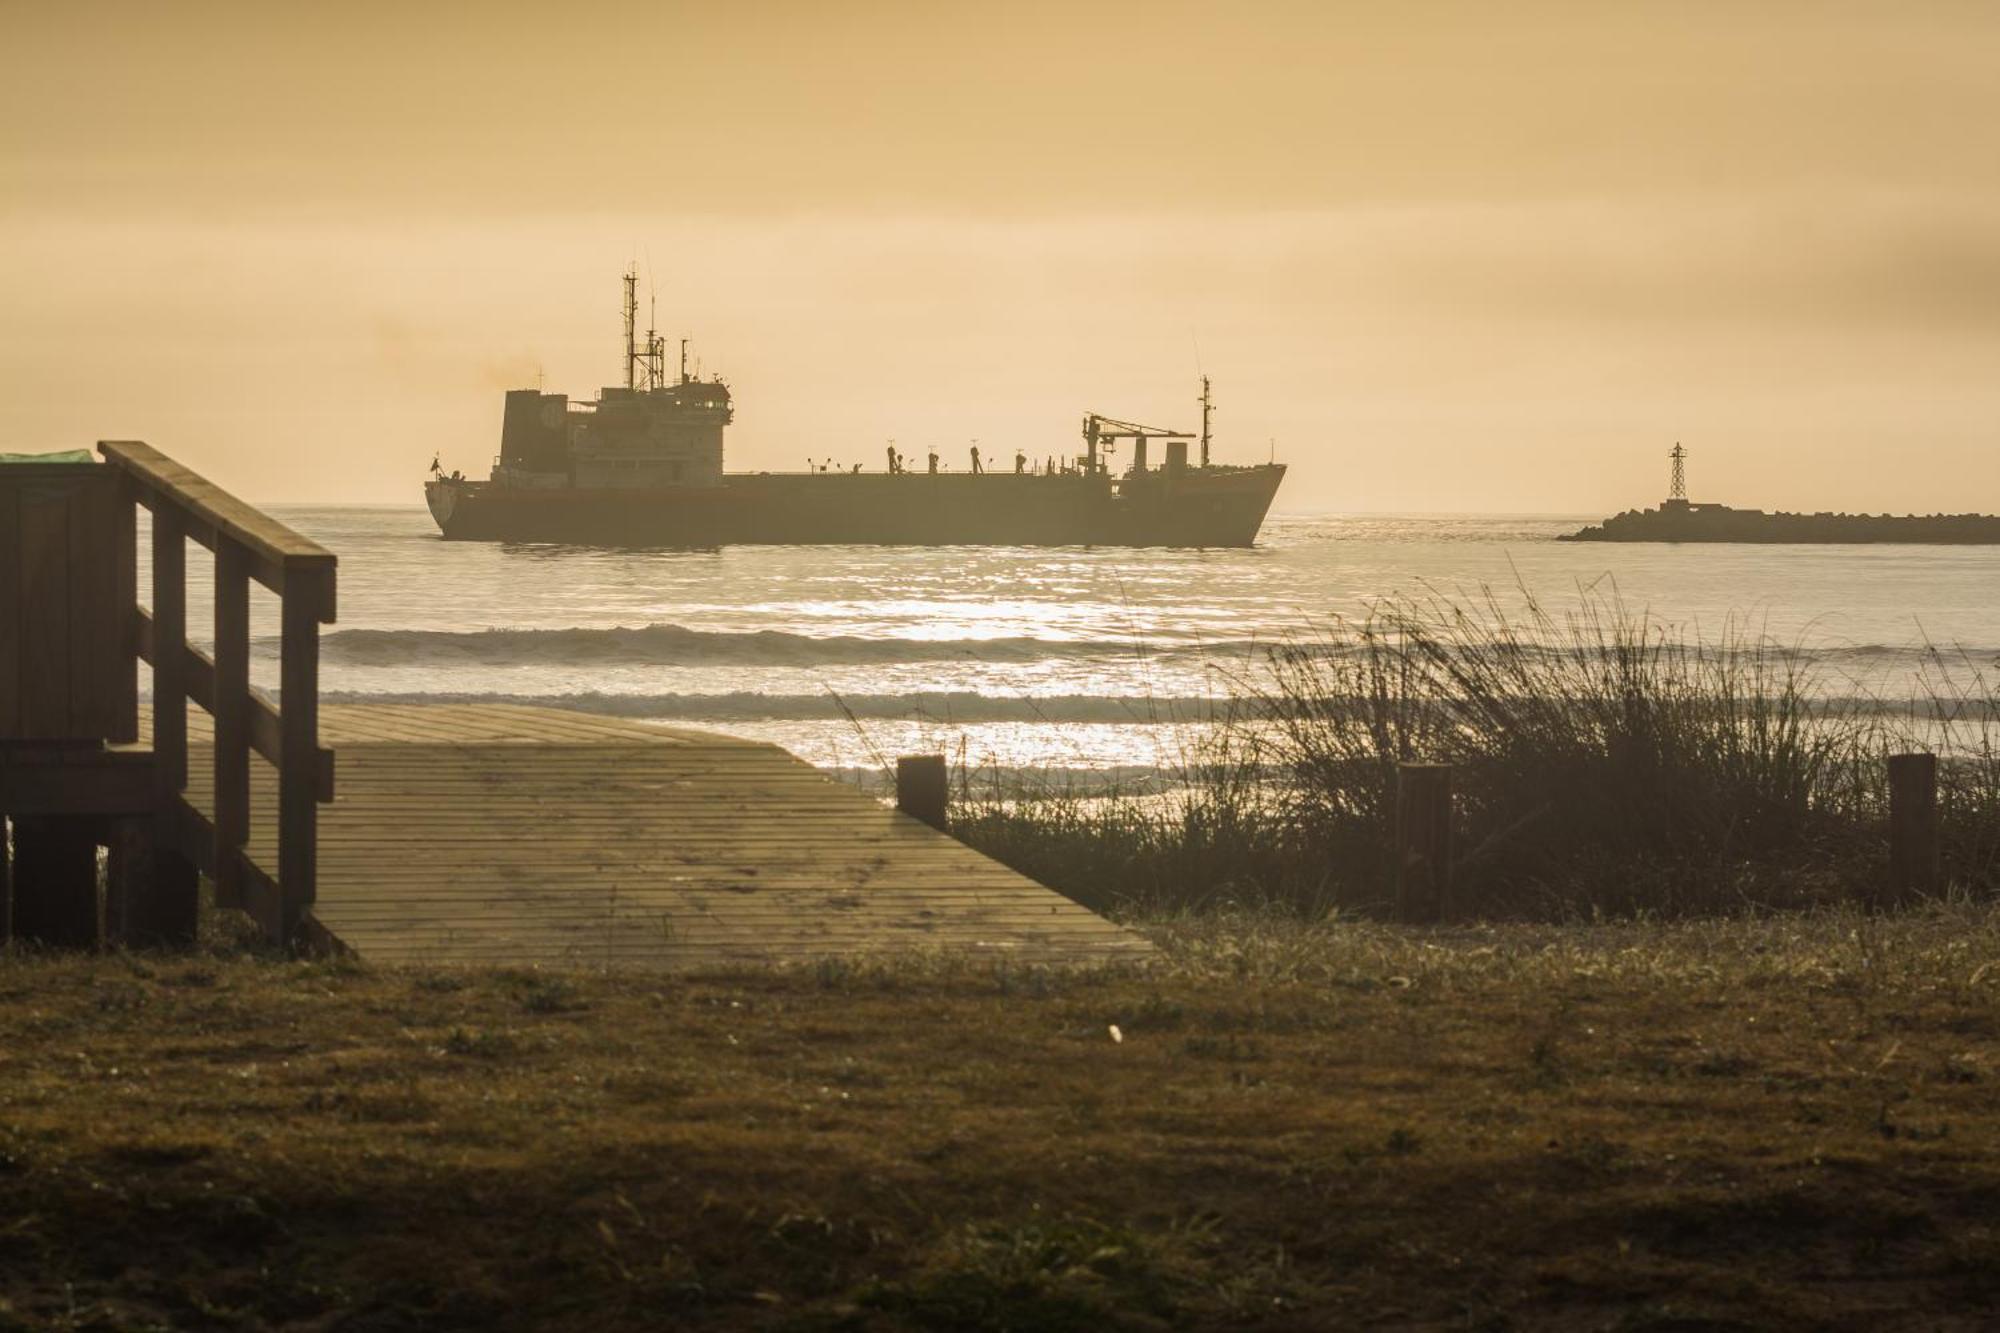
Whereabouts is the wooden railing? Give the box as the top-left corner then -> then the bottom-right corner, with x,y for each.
100,441 -> 337,948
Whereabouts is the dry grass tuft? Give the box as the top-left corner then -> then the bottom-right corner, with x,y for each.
949,587 -> 2000,920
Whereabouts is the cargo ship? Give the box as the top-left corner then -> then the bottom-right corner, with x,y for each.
425,272 -> 1286,547
1561,445 -> 2000,544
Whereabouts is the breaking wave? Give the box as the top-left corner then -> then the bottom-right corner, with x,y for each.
300,623 -> 2000,671
317,689 -> 1238,724
308,623 -> 1241,667
313,687 -> 1995,724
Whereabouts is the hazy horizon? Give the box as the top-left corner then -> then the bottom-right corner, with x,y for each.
7,1 -> 1998,512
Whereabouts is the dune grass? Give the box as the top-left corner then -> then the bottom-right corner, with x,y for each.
1,906 -> 1997,1329
946,589 -> 2000,921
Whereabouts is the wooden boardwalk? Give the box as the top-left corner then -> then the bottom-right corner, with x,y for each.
163,703 -> 1149,968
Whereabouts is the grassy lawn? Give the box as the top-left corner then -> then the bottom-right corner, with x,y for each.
1,908 -> 1998,1330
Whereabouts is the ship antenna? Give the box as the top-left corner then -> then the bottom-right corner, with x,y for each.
654,299 -> 670,387
622,265 -> 639,392
1669,442 -> 1687,501
645,287 -> 660,390
680,337 -> 689,386
1199,375 -> 1213,468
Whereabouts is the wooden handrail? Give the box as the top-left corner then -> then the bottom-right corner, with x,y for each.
99,440 -> 337,949
99,440 -> 337,612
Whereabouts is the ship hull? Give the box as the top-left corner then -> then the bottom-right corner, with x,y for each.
426,466 -> 1287,547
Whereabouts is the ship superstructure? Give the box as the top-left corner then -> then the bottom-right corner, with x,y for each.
491,270 -> 734,492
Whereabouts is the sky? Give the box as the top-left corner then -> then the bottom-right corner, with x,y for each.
4,0 -> 1998,512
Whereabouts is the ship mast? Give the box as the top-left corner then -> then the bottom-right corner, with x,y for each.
621,267 -> 674,391
622,266 -> 640,391
1198,376 -> 1213,468
1669,442 -> 1687,501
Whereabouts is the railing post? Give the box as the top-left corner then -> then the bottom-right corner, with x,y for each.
1395,762 -> 1454,922
130,501 -> 198,945
108,469 -> 138,742
277,562 -> 327,945
897,754 -> 949,830
1886,752 -> 1939,908
151,505 -> 187,800
212,537 -> 251,916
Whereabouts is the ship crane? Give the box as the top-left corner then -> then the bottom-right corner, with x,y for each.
1081,413 -> 1192,475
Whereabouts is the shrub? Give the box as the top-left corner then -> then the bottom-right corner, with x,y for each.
945,588 -> 2000,921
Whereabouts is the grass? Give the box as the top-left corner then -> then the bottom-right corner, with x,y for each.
943,588 -> 2000,921
2,906 -> 1999,1329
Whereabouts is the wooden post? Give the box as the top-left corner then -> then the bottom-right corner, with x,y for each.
104,818 -> 145,944
896,754 -> 949,831
139,504 -> 199,944
106,816 -> 198,948
9,815 -> 99,947
1886,752 -> 1939,907
152,506 -> 188,809
1395,762 -> 1453,923
106,469 -> 138,743
212,538 -> 251,910
277,564 -> 327,945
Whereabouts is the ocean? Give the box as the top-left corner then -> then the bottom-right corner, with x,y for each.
213,508 -> 2000,783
